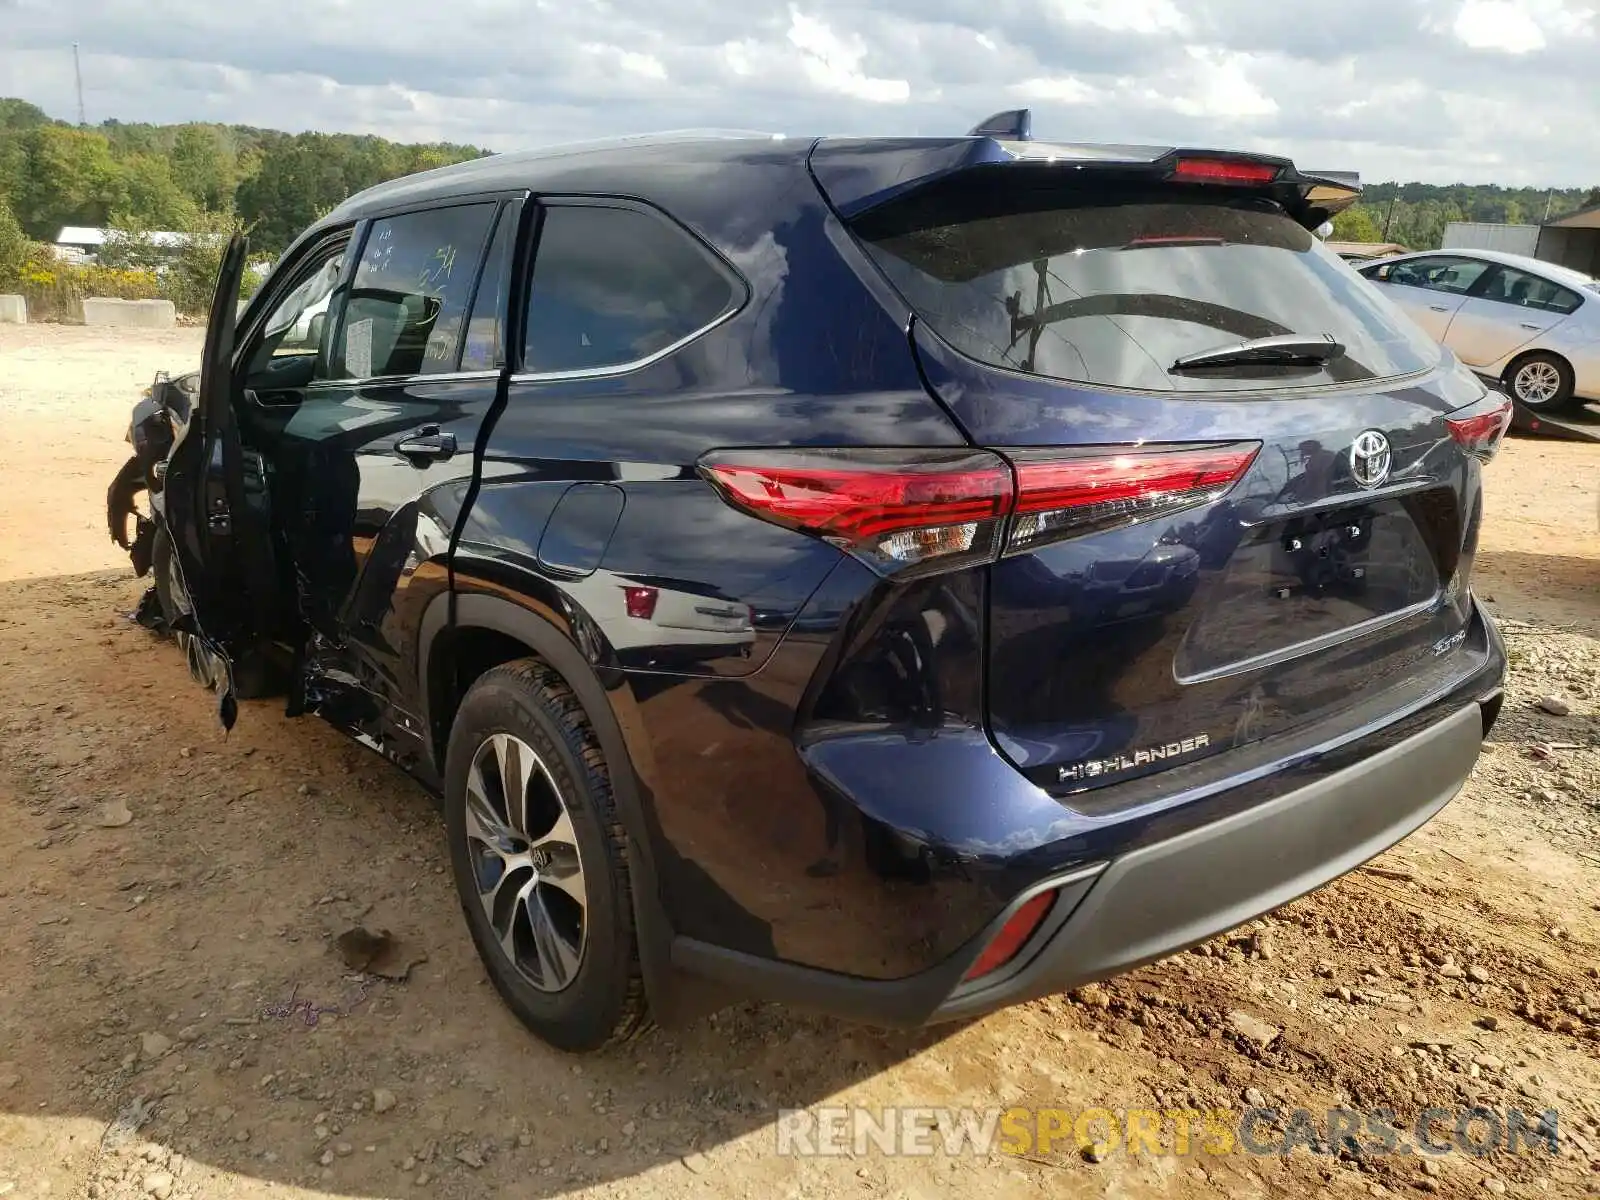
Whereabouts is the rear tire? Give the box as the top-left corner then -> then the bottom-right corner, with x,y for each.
1504,351 -> 1575,413
151,523 -> 215,687
151,523 -> 185,630
443,658 -> 650,1052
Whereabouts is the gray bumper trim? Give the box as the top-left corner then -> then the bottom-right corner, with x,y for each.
938,702 -> 1483,1019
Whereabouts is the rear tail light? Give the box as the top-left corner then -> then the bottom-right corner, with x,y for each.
698,449 -> 1012,577
1006,442 -> 1260,554
622,585 -> 659,619
1169,157 -> 1280,186
1446,393 -> 1513,462
963,891 -> 1055,982
700,443 -> 1259,575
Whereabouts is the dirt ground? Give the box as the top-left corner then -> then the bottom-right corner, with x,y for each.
1,323 -> 1597,1200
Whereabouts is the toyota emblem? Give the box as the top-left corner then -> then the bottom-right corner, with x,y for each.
1349,430 -> 1392,489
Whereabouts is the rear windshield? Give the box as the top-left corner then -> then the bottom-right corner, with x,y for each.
854,185 -> 1441,393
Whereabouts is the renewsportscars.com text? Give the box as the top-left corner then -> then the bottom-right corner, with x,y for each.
774,1105 -> 1561,1159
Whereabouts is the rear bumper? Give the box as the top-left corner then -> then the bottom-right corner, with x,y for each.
933,698 -> 1483,1021
671,614 -> 1501,1027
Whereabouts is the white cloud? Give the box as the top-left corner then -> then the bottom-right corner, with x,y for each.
1167,48 -> 1277,118
785,7 -> 910,104
1048,0 -> 1190,36
1453,0 -> 1547,51
1015,76 -> 1102,104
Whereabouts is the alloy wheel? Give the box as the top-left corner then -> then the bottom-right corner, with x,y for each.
463,732 -> 588,992
1513,360 -> 1562,405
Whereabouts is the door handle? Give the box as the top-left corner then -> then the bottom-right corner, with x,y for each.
1519,322 -> 1543,330
1428,305 -> 1451,312
395,425 -> 456,465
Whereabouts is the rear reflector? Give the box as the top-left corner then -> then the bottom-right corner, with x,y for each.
1446,393 -> 1513,462
701,443 -> 1258,575
623,585 -> 659,619
1170,157 -> 1280,186
699,448 -> 1012,577
1006,442 -> 1260,554
964,891 -> 1055,982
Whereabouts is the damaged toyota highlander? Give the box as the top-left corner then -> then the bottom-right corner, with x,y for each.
105,112 -> 1510,1053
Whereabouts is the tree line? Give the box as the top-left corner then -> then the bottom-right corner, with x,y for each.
0,96 -> 485,258
1331,182 -> 1600,249
0,96 -> 487,315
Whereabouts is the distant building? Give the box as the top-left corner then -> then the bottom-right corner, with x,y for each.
1437,212 -> 1600,277
52,226 -> 189,265
1442,222 -> 1541,256
1536,204 -> 1600,276
1326,240 -> 1408,261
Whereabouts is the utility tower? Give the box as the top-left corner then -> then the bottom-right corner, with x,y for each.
73,42 -> 87,126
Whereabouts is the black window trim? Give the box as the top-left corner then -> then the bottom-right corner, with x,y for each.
232,224 -> 356,378
1470,263 -> 1584,316
508,194 -> 749,384
310,192 -> 523,390
454,197 -> 523,374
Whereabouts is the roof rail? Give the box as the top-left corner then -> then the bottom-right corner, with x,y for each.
968,109 -> 1032,141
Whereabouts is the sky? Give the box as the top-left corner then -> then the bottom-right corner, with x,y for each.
1,0 -> 1597,186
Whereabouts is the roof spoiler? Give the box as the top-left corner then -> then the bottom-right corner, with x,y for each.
811,119 -> 1362,231
968,109 -> 1032,140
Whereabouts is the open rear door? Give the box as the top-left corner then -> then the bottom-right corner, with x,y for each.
159,233 -> 256,730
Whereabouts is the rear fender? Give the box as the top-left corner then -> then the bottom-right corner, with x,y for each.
418,586 -> 730,1028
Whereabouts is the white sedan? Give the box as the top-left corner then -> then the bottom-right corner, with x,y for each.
1356,249 -> 1600,413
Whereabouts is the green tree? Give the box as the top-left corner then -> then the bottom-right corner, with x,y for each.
171,125 -> 237,211
0,98 -> 51,133
11,124 -> 124,238
0,193 -> 28,284
113,153 -> 198,229
1332,205 -> 1383,242
236,133 -> 357,253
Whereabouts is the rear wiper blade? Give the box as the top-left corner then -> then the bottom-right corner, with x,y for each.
1171,333 -> 1344,371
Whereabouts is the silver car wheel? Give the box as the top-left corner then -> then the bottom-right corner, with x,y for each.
1513,359 -> 1562,405
463,732 -> 588,993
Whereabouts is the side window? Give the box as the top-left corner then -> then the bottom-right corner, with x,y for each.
1480,265 -> 1582,315
1390,256 -> 1489,296
332,203 -> 497,379
460,206 -> 516,372
247,240 -> 350,377
522,204 -> 739,375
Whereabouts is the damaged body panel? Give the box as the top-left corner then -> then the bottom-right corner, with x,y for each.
107,203 -> 522,777
104,122 -> 1506,1054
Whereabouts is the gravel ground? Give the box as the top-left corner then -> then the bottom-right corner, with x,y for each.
1,324 -> 1597,1200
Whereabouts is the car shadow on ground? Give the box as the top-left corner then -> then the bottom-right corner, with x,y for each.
0,570 -> 971,1198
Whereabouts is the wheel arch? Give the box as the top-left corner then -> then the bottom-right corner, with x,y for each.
418,588 -> 727,1028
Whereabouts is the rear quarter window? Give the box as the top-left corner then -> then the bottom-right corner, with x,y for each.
522,204 -> 741,375
855,187 -> 1441,393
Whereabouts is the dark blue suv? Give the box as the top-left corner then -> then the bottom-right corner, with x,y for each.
108,112 -> 1509,1051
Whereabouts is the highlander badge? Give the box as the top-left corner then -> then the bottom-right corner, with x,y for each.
1059,733 -> 1211,783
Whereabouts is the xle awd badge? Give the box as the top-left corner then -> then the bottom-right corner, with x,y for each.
1350,429 -> 1392,489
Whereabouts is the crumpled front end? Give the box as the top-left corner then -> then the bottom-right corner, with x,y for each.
105,370 -> 196,625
